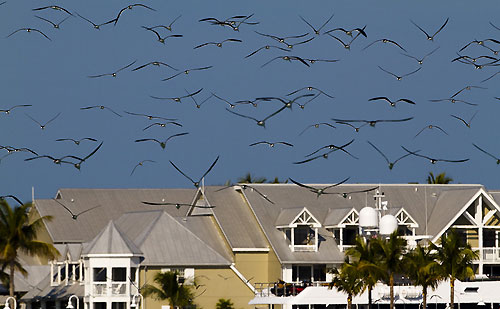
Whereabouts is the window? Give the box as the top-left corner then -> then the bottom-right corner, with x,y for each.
112,268 -> 126,281
112,303 -> 126,309
342,227 -> 357,245
94,303 -> 106,309
313,265 -> 326,281
483,230 -> 496,247
94,268 -> 107,282
294,226 -> 314,245
46,301 -> 55,309
130,267 -> 137,282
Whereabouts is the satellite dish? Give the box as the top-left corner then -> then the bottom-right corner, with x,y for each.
380,214 -> 398,235
359,207 -> 378,228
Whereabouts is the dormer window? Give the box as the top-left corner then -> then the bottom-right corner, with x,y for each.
275,207 -> 321,252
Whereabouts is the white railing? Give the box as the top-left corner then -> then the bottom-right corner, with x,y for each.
292,245 -> 316,252
93,283 -> 107,295
111,283 -> 127,295
482,247 -> 500,262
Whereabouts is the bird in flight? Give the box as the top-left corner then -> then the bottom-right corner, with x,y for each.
334,121 -> 367,132
450,85 -> 487,98
299,13 -> 335,36
80,105 -> 122,117
331,117 -> 413,127
368,96 -> 416,107
162,66 -> 213,82
35,15 -> 71,29
0,195 -> 24,206
75,12 -> 116,30
7,28 -> 51,40
413,124 -> 448,139
410,18 -> 449,41
450,111 -> 478,128
287,86 -> 334,99
249,141 -> 293,148
32,5 -> 73,16
64,141 -> 104,170
367,141 -> 417,170
472,143 -> 500,164
325,26 -> 367,38
88,60 -> 136,78
289,177 -> 350,198
150,88 -> 203,103
363,38 -> 407,52
24,155 -> 75,166
141,26 -> 183,44
261,55 -> 311,68
123,111 -> 177,121
130,160 -> 156,176
135,132 -> 189,149
401,146 -> 469,164
194,38 -> 242,49
132,61 -> 178,72
333,187 -> 379,199
142,121 -> 182,131
113,4 -> 156,26
244,45 -> 290,58
299,122 -> 336,136
303,139 -> 357,159
0,104 -> 32,114
170,155 -> 220,188
26,112 -> 61,130
142,201 -> 215,209
216,184 -> 274,204
225,105 -> 287,128
459,39 -> 500,52
400,46 -> 440,65
56,137 -> 98,145
378,66 -> 421,81
429,97 -> 478,106
53,199 -> 101,220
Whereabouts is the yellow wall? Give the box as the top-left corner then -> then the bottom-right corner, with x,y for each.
466,229 -> 479,248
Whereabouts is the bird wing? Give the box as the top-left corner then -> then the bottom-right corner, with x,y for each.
410,20 -> 431,39
53,199 -> 75,216
165,132 -> 189,143
289,178 -> 317,191
472,143 -> 499,160
225,108 -> 259,122
322,177 -> 351,191
169,160 -> 196,185
367,141 -> 390,164
81,141 -> 103,161
199,155 -> 220,182
75,205 -> 102,217
116,60 -> 137,73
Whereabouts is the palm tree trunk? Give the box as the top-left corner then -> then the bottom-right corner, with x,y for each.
422,286 -> 427,309
450,277 -> 455,309
9,260 -> 15,297
347,294 -> 352,309
389,274 -> 394,309
368,286 -> 373,309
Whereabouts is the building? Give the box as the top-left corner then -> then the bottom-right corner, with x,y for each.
14,183 -> 500,309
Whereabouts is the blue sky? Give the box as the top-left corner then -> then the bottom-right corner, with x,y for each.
1,0 -> 500,203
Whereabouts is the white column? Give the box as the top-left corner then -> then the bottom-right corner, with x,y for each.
291,228 -> 294,252
340,228 -> 344,251
65,261 -> 69,285
57,264 -> 61,284
314,228 -> 318,252
479,196 -> 484,275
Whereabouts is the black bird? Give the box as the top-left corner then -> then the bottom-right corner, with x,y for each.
150,88 -> 203,103
331,117 -> 414,127
0,104 -> 32,114
142,121 -> 182,131
75,12 -> 116,29
363,38 -> 407,52
299,13 -> 335,35
401,46 -> 440,65
32,5 -> 73,16
235,97 -> 273,108
303,139 -> 357,159
114,4 -> 156,26
378,66 -> 421,81
299,122 -> 336,136
287,86 -> 334,99
261,55 -> 310,68
186,92 -> 213,109
53,199 -> 101,220
491,22 -> 500,31
135,132 -> 189,149
170,155 -> 220,188
481,70 -> 500,83
450,85 -> 487,98
429,97 -> 478,106
283,36 -> 315,49
35,15 -> 70,29
123,111 -> 177,121
225,105 -> 287,128
88,60 -> 136,78
7,28 -> 51,40
367,141 -> 417,170
451,55 -> 498,64
410,18 -> 449,41
333,187 -> 379,198
142,201 -> 215,209
132,61 -> 178,71
141,26 -> 183,44
0,195 -> 23,206
368,96 -> 416,107
211,93 -> 237,108
289,177 -> 350,198
26,112 -> 61,130
162,66 -> 213,81
254,31 -> 309,45
401,146 -> 469,164
413,124 -> 448,139
56,138 -> 98,145
256,94 -> 315,109
451,111 -> 478,128
194,38 -> 242,49
130,160 -> 156,176
325,26 -> 367,38
24,155 -> 74,165
148,16 -> 182,32
249,141 -> 293,148
472,143 -> 500,164
216,184 -> 274,204
0,145 -> 38,156
245,45 -> 290,58
302,58 -> 339,65
80,105 -> 122,117
335,121 -> 367,132
64,141 -> 104,170
459,39 -> 500,52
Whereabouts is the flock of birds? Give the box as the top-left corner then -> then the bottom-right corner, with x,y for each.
1,1 -> 500,214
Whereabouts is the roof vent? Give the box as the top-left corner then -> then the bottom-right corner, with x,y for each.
431,192 -> 437,197
70,198 -> 74,202
414,187 -> 418,192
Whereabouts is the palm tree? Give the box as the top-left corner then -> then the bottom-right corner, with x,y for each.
372,232 -> 407,309
237,172 -> 267,183
142,271 -> 195,309
346,235 -> 383,309
329,257 -> 365,309
426,172 -> 453,184
0,199 -> 60,297
216,298 -> 234,309
430,229 -> 478,309
404,244 -> 442,309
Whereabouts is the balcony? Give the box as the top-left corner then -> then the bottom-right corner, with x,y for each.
92,283 -> 127,296
254,281 -> 328,297
93,283 -> 107,296
482,247 -> 500,262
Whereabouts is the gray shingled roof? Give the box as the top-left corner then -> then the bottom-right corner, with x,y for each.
83,221 -> 143,256
323,208 -> 355,227
35,188 -> 198,243
114,210 -> 231,266
21,273 -> 84,301
275,207 -> 306,227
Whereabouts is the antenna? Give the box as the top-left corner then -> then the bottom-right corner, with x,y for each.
425,186 -> 428,235
32,186 -> 35,204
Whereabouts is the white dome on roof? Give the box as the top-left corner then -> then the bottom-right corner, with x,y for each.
359,207 -> 378,228
380,214 -> 398,235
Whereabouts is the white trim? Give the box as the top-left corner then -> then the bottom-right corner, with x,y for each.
336,208 -> 359,228
230,263 -> 256,293
394,208 -> 419,228
289,207 -> 322,228
233,248 -> 270,252
83,253 -> 137,258
462,211 -> 478,225
483,209 -> 498,225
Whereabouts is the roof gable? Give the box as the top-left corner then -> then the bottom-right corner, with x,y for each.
83,221 -> 143,256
